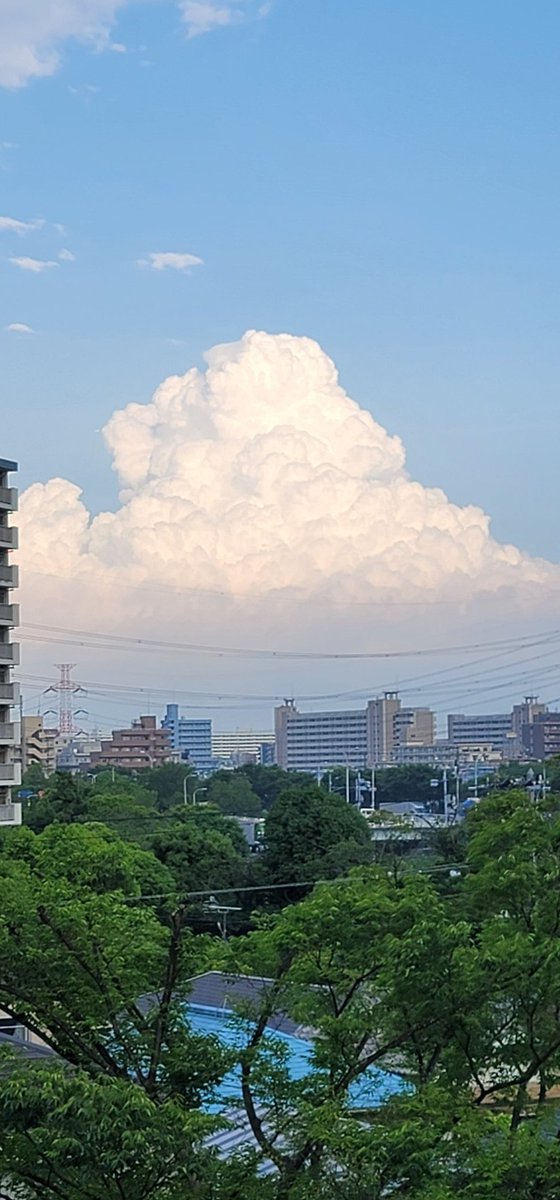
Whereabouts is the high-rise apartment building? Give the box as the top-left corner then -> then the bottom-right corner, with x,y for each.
0,458 -> 21,824
90,715 -> 172,771
162,704 -> 214,773
275,701 -> 368,772
275,694 -> 435,772
366,692 -> 402,763
447,712 -> 512,751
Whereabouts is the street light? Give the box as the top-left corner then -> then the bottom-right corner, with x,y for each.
193,786 -> 207,806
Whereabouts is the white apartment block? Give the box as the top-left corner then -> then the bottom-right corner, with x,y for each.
0,458 -> 21,824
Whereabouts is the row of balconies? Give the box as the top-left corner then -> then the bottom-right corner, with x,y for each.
0,487 -> 18,512
0,643 -> 19,665
0,763 -> 21,785
0,564 -> 18,588
0,604 -> 18,626
0,527 -> 17,549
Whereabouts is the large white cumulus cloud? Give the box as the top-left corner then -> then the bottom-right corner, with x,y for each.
19,330 -> 558,616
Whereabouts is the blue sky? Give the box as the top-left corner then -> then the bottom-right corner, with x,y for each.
2,0 -> 560,559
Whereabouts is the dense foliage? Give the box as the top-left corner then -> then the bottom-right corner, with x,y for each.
5,769 -> 560,1197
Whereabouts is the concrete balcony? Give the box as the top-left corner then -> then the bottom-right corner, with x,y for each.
0,723 -> 14,744
0,763 -> 21,785
0,527 -> 17,549
0,803 -> 22,826
0,488 -> 18,512
0,604 -> 18,626
0,563 -> 18,588
0,643 -> 19,665
0,682 -> 19,704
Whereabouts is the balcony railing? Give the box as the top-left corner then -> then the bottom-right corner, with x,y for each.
0,604 -> 18,626
0,683 -> 19,703
0,527 -> 17,549
0,723 -> 14,743
0,804 -> 22,826
0,564 -> 18,588
0,764 -> 21,785
0,488 -> 18,511
0,643 -> 19,665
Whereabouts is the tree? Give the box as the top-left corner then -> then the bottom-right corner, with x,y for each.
150,805 -> 250,894
0,822 -> 236,1199
205,770 -> 262,816
6,789 -> 560,1197
263,784 -> 372,885
142,761 -> 196,811
239,764 -> 314,809
24,772 -> 91,832
373,765 -> 445,809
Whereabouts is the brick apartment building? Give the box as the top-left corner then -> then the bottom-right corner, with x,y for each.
90,715 -> 172,771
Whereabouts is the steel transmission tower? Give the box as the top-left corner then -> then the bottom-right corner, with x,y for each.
44,665 -> 87,734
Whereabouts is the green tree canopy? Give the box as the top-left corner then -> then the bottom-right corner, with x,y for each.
204,770 -> 262,816
263,784 -> 372,885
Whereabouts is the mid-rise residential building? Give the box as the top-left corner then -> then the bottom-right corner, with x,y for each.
512,696 -> 548,738
0,458 -> 21,824
511,696 -> 548,755
274,695 -> 436,772
212,729 -> 276,767
90,715 -> 172,771
523,713 -> 560,760
393,706 -> 436,750
162,704 -> 214,773
21,715 -> 58,777
447,712 -> 512,751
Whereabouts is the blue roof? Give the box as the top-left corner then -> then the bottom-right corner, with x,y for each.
186,1003 -> 409,1113
0,459 -> 17,472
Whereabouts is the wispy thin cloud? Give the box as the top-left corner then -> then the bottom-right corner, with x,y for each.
5,322 -> 35,334
110,41 -> 127,53
139,251 -> 203,274
179,0 -> 273,38
0,214 -> 44,236
58,247 -> 76,262
10,256 -> 59,273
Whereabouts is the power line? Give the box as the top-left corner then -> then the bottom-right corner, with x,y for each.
19,620 -> 560,662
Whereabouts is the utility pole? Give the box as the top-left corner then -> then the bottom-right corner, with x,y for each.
345,765 -> 350,804
371,764 -> 376,810
442,767 -> 449,825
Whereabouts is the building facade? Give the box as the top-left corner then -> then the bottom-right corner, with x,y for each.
21,715 -> 58,777
447,712 -> 513,751
523,713 -> 560,760
162,704 -> 214,773
275,694 -> 436,772
212,729 -> 276,767
0,458 -> 21,824
91,715 -> 172,771
275,701 -> 368,772
366,692 -> 402,763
